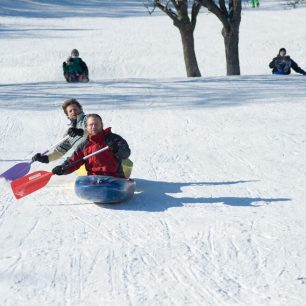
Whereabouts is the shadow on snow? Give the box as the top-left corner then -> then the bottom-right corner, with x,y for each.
100,178 -> 291,212
0,76 -> 305,111
0,0 -> 148,18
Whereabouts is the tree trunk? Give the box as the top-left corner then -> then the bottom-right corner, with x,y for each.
179,28 -> 201,77
222,26 -> 240,75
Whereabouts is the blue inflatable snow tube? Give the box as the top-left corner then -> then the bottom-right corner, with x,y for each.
75,175 -> 136,204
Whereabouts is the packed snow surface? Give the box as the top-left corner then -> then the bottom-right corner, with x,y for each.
1,1 -> 306,305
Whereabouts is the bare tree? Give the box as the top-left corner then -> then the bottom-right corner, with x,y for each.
147,1 -> 202,77
199,0 -> 241,75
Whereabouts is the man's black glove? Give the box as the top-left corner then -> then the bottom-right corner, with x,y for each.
108,141 -> 119,154
52,165 -> 64,175
32,153 -> 49,163
67,127 -> 84,137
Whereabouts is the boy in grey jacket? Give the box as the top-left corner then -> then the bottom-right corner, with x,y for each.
32,98 -> 87,163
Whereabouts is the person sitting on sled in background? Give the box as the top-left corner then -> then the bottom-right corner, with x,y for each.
63,49 -> 89,82
269,48 -> 306,75
32,98 -> 87,163
51,114 -> 131,178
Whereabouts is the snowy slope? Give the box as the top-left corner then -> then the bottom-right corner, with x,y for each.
1,0 -> 306,82
1,1 -> 306,306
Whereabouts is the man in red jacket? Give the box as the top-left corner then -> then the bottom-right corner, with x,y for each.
51,114 -> 130,178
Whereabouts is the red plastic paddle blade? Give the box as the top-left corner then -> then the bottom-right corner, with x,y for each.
11,171 -> 53,199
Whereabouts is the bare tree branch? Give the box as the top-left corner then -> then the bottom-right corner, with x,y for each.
170,0 -> 179,11
200,0 -> 229,29
155,1 -> 178,23
219,0 -> 228,15
191,1 -> 202,30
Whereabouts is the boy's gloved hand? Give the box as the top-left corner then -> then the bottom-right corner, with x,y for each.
68,127 -> 84,137
32,153 -> 49,163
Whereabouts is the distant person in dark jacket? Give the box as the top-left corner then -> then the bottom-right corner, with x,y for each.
52,114 -> 131,178
269,48 -> 306,75
63,49 -> 89,82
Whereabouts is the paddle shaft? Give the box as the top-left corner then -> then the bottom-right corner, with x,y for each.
40,134 -> 70,156
62,146 -> 109,171
28,135 -> 71,166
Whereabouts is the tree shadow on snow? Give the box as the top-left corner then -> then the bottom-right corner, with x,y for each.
0,0 -> 147,18
101,178 -> 291,212
1,77 -> 305,112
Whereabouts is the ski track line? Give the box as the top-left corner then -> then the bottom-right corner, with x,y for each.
0,250 -> 22,276
14,217 -> 40,250
69,251 -> 82,305
167,264 -> 212,305
0,200 -> 12,222
71,215 -> 114,243
122,257 -> 134,306
165,232 -> 229,306
35,187 -> 116,243
187,234 -> 224,305
106,249 -> 116,304
81,248 -> 102,287
184,228 -> 246,304
184,239 -> 241,305
140,213 -> 231,304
